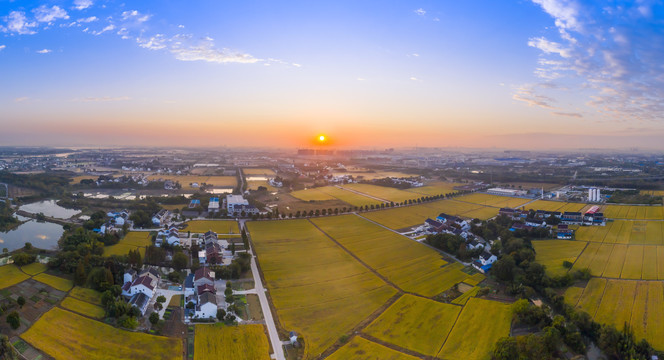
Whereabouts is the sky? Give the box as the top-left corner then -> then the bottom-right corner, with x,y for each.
1,0 -> 664,150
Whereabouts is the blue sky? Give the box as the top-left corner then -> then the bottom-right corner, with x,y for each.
1,0 -> 663,149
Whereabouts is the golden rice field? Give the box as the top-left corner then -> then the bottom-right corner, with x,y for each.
603,205 -> 664,220
327,336 -> 419,360
290,188 -> 338,201
184,220 -> 241,234
242,168 -> 276,176
21,308 -> 182,360
364,294 -> 460,356
574,220 -> 664,244
437,297 -> 512,360
33,273 -> 73,292
452,286 -> 480,305
340,184 -> 419,203
104,231 -> 152,257
246,180 -> 276,191
247,220 -> 397,359
194,324 -> 270,360
405,182 -> 464,196
532,240 -> 587,276
20,262 -> 48,275
330,170 -> 419,181
568,278 -> 664,350
641,190 -> 664,196
572,242 -> 664,280
361,199 -> 497,230
464,272 -> 486,286
69,286 -> 102,305
60,296 -> 106,319
147,175 -> 237,190
315,186 -> 383,207
526,200 -> 587,212
0,265 -> 30,289
312,215 -> 478,297
456,193 -> 531,208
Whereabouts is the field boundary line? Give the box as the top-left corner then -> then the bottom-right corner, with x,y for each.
569,241 -> 589,270
436,303 -> 465,356
358,333 -> 430,359
335,185 -> 389,203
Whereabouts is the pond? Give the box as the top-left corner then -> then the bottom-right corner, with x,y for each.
0,216 -> 64,252
19,200 -> 80,219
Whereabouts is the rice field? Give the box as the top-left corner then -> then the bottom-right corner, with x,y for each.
451,286 -> 480,305
290,188 -> 337,201
33,273 -> 73,292
315,186 -> 382,207
576,220 -> 664,245
20,262 -> 48,275
603,205 -> 664,220
21,307 -> 182,360
60,296 -> 106,319
405,182 -> 464,196
243,168 -> 276,176
312,215 -> 474,297
526,200 -> 587,212
363,294 -> 461,356
340,184 -> 419,203
437,297 -> 512,360
572,242 -> 663,280
146,175 -> 237,190
532,240 -> 587,276
247,219 -> 397,359
456,193 -> 531,208
0,265 -> 30,289
568,279 -> 664,350
194,324 -> 270,360
69,286 -> 102,305
246,180 -> 276,191
641,190 -> 664,196
327,336 -> 419,360
104,231 -> 152,257
184,220 -> 241,235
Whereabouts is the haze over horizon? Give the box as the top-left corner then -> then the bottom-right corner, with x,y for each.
2,0 -> 664,149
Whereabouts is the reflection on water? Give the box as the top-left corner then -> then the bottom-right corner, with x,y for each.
246,176 -> 268,181
19,200 -> 80,219
0,218 -> 64,251
210,188 -> 233,194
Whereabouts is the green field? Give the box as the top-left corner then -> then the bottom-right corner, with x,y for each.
569,279 -> 664,350
405,182 -> 464,196
456,193 -> 530,208
33,273 -> 73,292
60,296 -> 106,319
437,297 -> 512,360
105,231 -> 152,257
312,215 -> 476,297
0,265 -> 30,289
340,183 -> 419,203
20,262 -> 48,275
184,220 -> 240,234
327,336 -> 418,360
194,324 -> 270,360
363,294 -> 461,356
532,240 -> 587,276
247,219 -> 397,359
21,307 -> 182,360
69,286 -> 102,305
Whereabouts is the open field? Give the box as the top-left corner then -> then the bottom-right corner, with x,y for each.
247,219 -> 397,359
405,182 -> 464,196
603,205 -> 664,220
327,336 -> 419,360
194,324 -> 270,360
361,200 -> 496,230
313,215 -> 477,297
246,180 -> 276,192
32,273 -> 73,292
69,287 -> 102,305
572,243 -> 662,280
330,170 -> 419,181
568,279 -> 664,350
437,297 -> 512,360
456,193 -> 531,208
146,175 -> 237,190
532,240 -> 587,276
363,294 -> 460,356
21,307 -> 182,360
340,184 -> 419,203
526,200 -> 587,212
104,231 -> 151,257
69,175 -> 96,184
243,168 -> 276,176
315,186 -> 382,207
0,265 -> 30,289
20,262 -> 48,276
184,220 -> 240,234
60,296 -> 106,319
641,190 -> 664,196
452,286 -> 480,305
290,188 -> 337,201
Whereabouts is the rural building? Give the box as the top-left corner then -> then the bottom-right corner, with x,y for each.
486,188 -> 527,197
184,274 -> 195,297
208,197 -> 220,213
128,292 -> 150,315
195,292 -> 218,319
194,267 -> 215,288
226,194 -> 259,216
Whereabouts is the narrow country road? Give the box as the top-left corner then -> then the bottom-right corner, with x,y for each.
249,249 -> 285,360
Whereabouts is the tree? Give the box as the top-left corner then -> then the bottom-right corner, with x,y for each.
154,302 -> 163,311
149,312 -> 159,325
11,252 -> 36,266
156,295 -> 166,304
216,308 -> 226,321
492,337 -> 518,360
0,334 -> 17,360
16,296 -> 25,308
6,311 -> 20,330
492,255 -> 516,282
172,252 -> 188,271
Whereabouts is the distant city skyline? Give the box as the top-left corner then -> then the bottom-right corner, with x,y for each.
1,1 -> 663,149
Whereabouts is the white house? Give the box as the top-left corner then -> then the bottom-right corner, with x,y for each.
184,273 -> 195,297
128,292 -> 150,315
195,292 -> 217,319
478,251 -> 497,266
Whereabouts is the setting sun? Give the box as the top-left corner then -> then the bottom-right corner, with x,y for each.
319,135 -> 326,142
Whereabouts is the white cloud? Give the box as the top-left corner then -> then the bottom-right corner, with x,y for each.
178,24 -> 185,29
33,5 -> 69,23
527,37 -> 571,58
292,63 -> 302,67
74,0 -> 93,10
0,45 -> 5,51
73,96 -> 130,102
14,97 -> 29,102
91,24 -> 115,35
433,17 -> 440,22
170,37 -> 260,64
137,34 -> 167,50
36,49 -> 52,54
357,77 -> 366,81
78,16 -> 98,23
122,10 -> 150,23
410,77 -> 421,81
414,8 -> 426,16
5,11 -> 37,34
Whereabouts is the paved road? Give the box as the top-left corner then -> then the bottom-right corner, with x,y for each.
151,288 -> 182,319
249,250 -> 285,360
